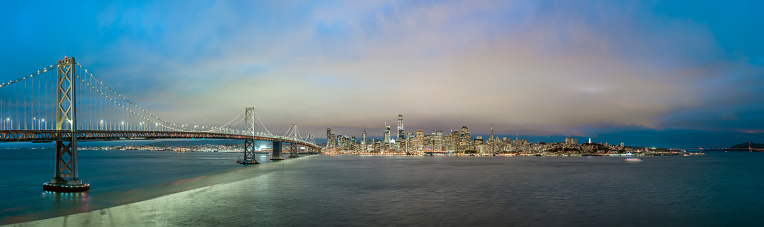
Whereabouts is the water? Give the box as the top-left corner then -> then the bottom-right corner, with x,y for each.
3,149 -> 764,226
0,139 -> 278,223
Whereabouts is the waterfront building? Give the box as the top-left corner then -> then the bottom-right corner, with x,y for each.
458,126 -> 471,153
326,128 -> 334,149
413,129 -> 425,153
447,130 -> 459,152
475,136 -> 485,154
371,139 -> 380,153
433,130 -> 443,152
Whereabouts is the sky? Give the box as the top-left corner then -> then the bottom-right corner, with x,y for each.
1,0 -> 763,148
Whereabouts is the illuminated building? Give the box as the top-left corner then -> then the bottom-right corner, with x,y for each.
490,125 -> 494,142
459,126 -> 471,153
433,130 -> 443,151
397,114 -> 405,140
326,128 -> 335,149
383,122 -> 390,145
361,127 -> 367,151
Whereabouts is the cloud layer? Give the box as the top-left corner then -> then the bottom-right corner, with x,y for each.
2,0 -> 763,147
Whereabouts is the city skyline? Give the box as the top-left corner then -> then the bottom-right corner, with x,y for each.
323,114 -> 743,149
2,1 -> 764,148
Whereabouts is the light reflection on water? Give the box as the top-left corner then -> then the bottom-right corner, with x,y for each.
0,140 -> 285,224
5,153 -> 764,226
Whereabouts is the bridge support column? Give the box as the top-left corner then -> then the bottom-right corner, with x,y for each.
240,139 -> 258,165
44,57 -> 89,192
289,143 -> 299,158
239,107 -> 259,165
271,140 -> 284,160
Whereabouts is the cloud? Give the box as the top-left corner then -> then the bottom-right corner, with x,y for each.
2,0 -> 762,144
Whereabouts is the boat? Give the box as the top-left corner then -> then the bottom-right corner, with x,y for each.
625,158 -> 643,162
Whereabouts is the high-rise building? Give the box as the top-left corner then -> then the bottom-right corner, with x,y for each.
384,122 -> 391,144
458,126 -> 471,152
413,129 -> 425,153
397,114 -> 404,140
326,128 -> 334,149
361,127 -> 367,151
434,130 -> 443,152
448,130 -> 459,152
490,125 -> 494,142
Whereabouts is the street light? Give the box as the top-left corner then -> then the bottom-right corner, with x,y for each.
41,119 -> 45,130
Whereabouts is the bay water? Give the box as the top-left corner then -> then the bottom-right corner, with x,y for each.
2,142 -> 763,226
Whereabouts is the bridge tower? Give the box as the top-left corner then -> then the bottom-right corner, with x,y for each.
306,132 -> 315,154
43,57 -> 90,192
240,107 -> 259,165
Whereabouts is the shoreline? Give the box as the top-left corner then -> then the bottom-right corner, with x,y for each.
1,156 -> 306,225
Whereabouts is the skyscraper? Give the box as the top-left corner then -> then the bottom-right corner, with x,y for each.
459,126 -> 471,152
383,122 -> 390,144
490,125 -> 494,142
326,128 -> 334,149
489,125 -> 495,153
362,127 -> 367,143
397,114 -> 404,140
361,127 -> 367,151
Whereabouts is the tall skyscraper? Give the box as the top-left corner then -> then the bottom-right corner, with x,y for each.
361,127 -> 367,150
489,125 -> 495,153
490,125 -> 494,142
362,127 -> 367,143
397,114 -> 404,140
459,126 -> 471,152
326,128 -> 333,149
383,122 -> 390,144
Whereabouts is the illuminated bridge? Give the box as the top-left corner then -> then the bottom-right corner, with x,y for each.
0,57 -> 319,192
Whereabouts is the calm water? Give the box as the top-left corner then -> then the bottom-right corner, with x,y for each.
3,148 -> 764,226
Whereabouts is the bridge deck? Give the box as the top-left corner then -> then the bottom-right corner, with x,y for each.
0,130 -> 318,149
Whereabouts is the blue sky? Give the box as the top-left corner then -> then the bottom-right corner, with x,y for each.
2,0 -> 763,148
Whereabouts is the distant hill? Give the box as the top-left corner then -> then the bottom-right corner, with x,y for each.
729,142 -> 764,150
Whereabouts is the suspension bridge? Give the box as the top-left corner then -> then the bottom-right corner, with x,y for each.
0,57 -> 319,192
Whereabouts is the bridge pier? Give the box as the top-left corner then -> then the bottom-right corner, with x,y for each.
271,140 -> 284,160
240,139 -> 258,165
289,142 -> 299,158
44,57 -> 89,192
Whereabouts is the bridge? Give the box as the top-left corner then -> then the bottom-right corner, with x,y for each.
0,57 -> 319,192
